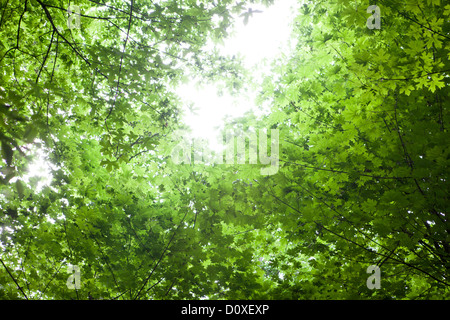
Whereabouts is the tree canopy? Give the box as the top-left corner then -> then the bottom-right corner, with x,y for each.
0,0 -> 449,300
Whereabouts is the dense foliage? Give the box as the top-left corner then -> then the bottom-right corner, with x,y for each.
0,0 -> 448,300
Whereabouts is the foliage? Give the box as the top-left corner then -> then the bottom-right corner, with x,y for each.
251,0 -> 450,299
0,0 -> 448,300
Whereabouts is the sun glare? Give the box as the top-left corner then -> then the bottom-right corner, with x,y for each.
22,145 -> 55,193
17,1 -> 299,191
176,0 -> 299,149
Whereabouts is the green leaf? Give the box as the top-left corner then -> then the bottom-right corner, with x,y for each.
15,180 -> 25,198
1,140 -> 13,166
23,125 -> 38,143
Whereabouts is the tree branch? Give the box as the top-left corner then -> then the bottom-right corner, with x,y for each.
0,257 -> 28,300
134,209 -> 190,299
36,29 -> 55,84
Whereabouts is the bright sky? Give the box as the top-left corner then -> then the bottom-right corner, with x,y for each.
176,0 -> 298,146
11,1 -> 299,191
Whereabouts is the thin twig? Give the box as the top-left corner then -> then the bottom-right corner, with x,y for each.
0,258 -> 28,300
